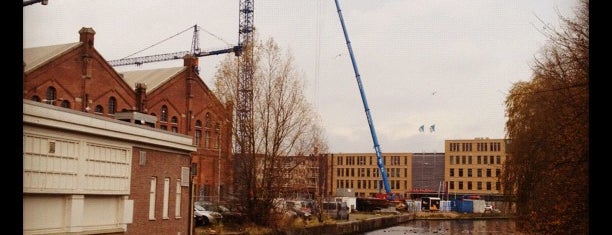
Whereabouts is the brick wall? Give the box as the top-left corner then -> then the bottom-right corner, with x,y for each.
127,147 -> 191,235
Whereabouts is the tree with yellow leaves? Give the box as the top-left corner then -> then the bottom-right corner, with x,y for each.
502,0 -> 588,234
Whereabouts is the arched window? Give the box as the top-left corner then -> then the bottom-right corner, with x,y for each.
171,116 -> 178,124
108,97 -> 117,114
205,113 -> 211,128
204,131 -> 210,149
215,122 -> 221,149
95,105 -> 104,113
161,105 -> 168,122
60,100 -> 70,108
195,120 -> 202,128
46,87 -> 56,104
195,130 -> 201,146
31,96 -> 41,102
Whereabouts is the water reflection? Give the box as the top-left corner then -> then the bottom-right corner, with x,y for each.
362,219 -> 521,235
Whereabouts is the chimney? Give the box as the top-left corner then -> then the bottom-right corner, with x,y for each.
135,83 -> 147,113
79,27 -> 96,48
183,54 -> 198,67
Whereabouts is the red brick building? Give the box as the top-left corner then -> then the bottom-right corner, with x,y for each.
23,27 -> 234,234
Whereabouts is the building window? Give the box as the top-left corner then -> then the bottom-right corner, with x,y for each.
32,95 -> 41,102
458,181 -> 463,190
477,168 -> 482,177
60,100 -> 70,108
160,125 -> 167,130
486,169 -> 492,177
195,130 -> 201,146
108,97 -> 116,114
163,177 -> 170,219
468,181 -> 472,190
496,156 -> 501,164
483,156 -> 488,164
449,181 -> 454,190
48,141 -> 55,153
195,120 -> 202,127
391,156 -> 400,165
477,156 -> 482,164
139,151 -> 147,166
205,113 -> 211,128
496,169 -> 501,177
215,132 -> 220,149
455,156 -> 459,165
468,156 -> 472,164
95,105 -> 104,113
495,182 -> 501,191
467,168 -> 472,177
486,182 -> 492,190
489,156 -> 494,164
171,116 -> 178,124
46,86 -> 56,104
175,181 -> 182,218
458,168 -> 463,177
449,168 -> 454,177
477,181 -> 482,190
449,156 -> 453,165
204,131 -> 210,149
149,177 -> 157,220
461,156 -> 466,164
171,126 -> 178,133
161,105 -> 168,122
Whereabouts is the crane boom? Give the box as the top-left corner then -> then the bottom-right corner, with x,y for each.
334,0 -> 393,197
106,25 -> 240,67
107,46 -> 241,67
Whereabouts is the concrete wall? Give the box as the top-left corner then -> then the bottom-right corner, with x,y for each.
279,214 -> 415,235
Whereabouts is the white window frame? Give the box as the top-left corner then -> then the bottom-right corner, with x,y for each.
163,177 -> 170,219
149,177 -> 157,220
175,180 -> 182,218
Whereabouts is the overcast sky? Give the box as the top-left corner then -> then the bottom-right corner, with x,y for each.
23,0 -> 577,153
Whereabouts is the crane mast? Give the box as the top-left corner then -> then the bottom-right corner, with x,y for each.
234,0 -> 255,197
334,0 -> 393,198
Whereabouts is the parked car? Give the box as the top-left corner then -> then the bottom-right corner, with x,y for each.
202,204 -> 246,224
284,201 -> 312,220
194,204 -> 223,226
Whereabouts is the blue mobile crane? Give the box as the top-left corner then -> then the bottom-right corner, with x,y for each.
334,0 -> 400,202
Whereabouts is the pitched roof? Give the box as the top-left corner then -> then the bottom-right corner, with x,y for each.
120,67 -> 186,93
23,42 -> 82,73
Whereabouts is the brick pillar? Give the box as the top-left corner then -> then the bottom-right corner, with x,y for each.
135,83 -> 147,113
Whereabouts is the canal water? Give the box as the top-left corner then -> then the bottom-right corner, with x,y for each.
360,219 -> 520,235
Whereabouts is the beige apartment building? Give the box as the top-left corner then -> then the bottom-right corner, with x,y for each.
325,153 -> 412,198
445,138 -> 508,200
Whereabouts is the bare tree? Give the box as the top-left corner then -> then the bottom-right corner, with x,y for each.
213,37 -> 328,226
502,0 -> 588,234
